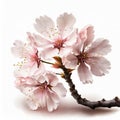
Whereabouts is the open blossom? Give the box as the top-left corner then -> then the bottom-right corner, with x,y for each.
33,13 -> 76,59
15,66 -> 67,112
11,33 -> 41,68
63,25 -> 111,84
11,12 -> 114,111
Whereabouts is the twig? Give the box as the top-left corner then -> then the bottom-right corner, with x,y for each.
61,65 -> 120,109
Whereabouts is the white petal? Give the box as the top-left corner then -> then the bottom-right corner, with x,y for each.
26,97 -> 39,110
79,25 -> 94,47
33,34 -> 51,47
87,38 -> 111,56
34,15 -> 55,38
72,43 -> 81,55
62,54 -> 78,69
35,62 -> 45,75
45,72 -> 58,86
11,40 -> 25,58
41,47 -> 59,60
37,75 -> 46,83
27,32 -> 37,47
34,88 -> 47,108
59,47 -> 72,57
64,29 -> 77,46
78,63 -> 93,84
40,92 -> 47,108
14,67 -> 30,78
50,92 -> 60,103
21,87 -> 36,96
14,62 -> 39,77
86,57 -> 111,76
52,83 -> 67,97
25,78 -> 38,86
46,92 -> 58,112
16,77 -> 38,87
71,30 -> 82,55
57,13 -> 76,38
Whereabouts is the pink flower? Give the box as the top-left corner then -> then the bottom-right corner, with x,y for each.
15,67 -> 67,112
11,33 -> 41,68
33,13 -> 76,59
63,25 -> 111,84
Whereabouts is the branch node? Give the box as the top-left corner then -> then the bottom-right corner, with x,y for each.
114,97 -> 119,102
102,98 -> 106,102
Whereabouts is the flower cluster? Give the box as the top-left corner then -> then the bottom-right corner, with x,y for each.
12,13 -> 111,112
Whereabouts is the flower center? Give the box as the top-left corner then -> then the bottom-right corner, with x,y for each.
54,39 -> 64,50
39,81 -> 52,90
77,52 -> 88,63
31,51 -> 41,68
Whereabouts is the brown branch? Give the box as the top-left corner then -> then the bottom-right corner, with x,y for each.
61,65 -> 120,109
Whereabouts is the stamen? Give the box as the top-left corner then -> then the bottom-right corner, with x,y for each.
54,39 -> 64,50
77,52 -> 88,63
13,58 -> 26,70
38,81 -> 52,90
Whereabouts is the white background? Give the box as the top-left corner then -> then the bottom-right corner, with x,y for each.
0,0 -> 120,120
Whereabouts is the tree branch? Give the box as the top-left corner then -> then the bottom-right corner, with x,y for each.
61,65 -> 120,109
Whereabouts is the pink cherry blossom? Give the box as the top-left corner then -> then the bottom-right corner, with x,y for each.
15,66 -> 67,112
11,13 -> 114,111
63,25 -> 111,84
33,13 -> 76,59
11,34 -> 41,68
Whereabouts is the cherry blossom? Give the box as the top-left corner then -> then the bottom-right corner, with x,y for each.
63,25 -> 111,84
11,34 -> 41,68
11,13 -> 118,111
15,66 -> 67,112
33,13 -> 76,59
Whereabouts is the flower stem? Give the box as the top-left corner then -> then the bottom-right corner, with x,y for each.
40,60 -> 53,65
61,65 -> 120,109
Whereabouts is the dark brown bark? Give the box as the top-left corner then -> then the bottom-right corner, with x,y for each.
61,65 -> 120,109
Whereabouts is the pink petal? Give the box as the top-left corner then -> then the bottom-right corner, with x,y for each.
34,16 -> 55,38
20,87 -> 37,96
79,25 -> 94,47
47,91 -> 60,104
62,54 -> 78,69
45,72 -> 58,86
34,88 -> 47,108
27,32 -> 37,47
11,40 -> 25,58
59,47 -> 72,57
37,75 -> 46,83
33,33 -> 51,47
78,63 -> 93,84
52,83 -> 67,97
71,30 -> 82,55
39,92 -> 47,108
72,42 -> 81,55
87,38 -> 111,56
14,67 -> 30,78
50,92 -> 60,103
86,57 -> 111,76
34,62 -> 45,74
16,77 -> 38,87
26,97 -> 39,110
46,92 -> 58,112
24,78 -> 37,85
64,29 -> 77,46
57,13 -> 76,38
11,40 -> 38,60
41,47 -> 59,60
14,62 -> 45,80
